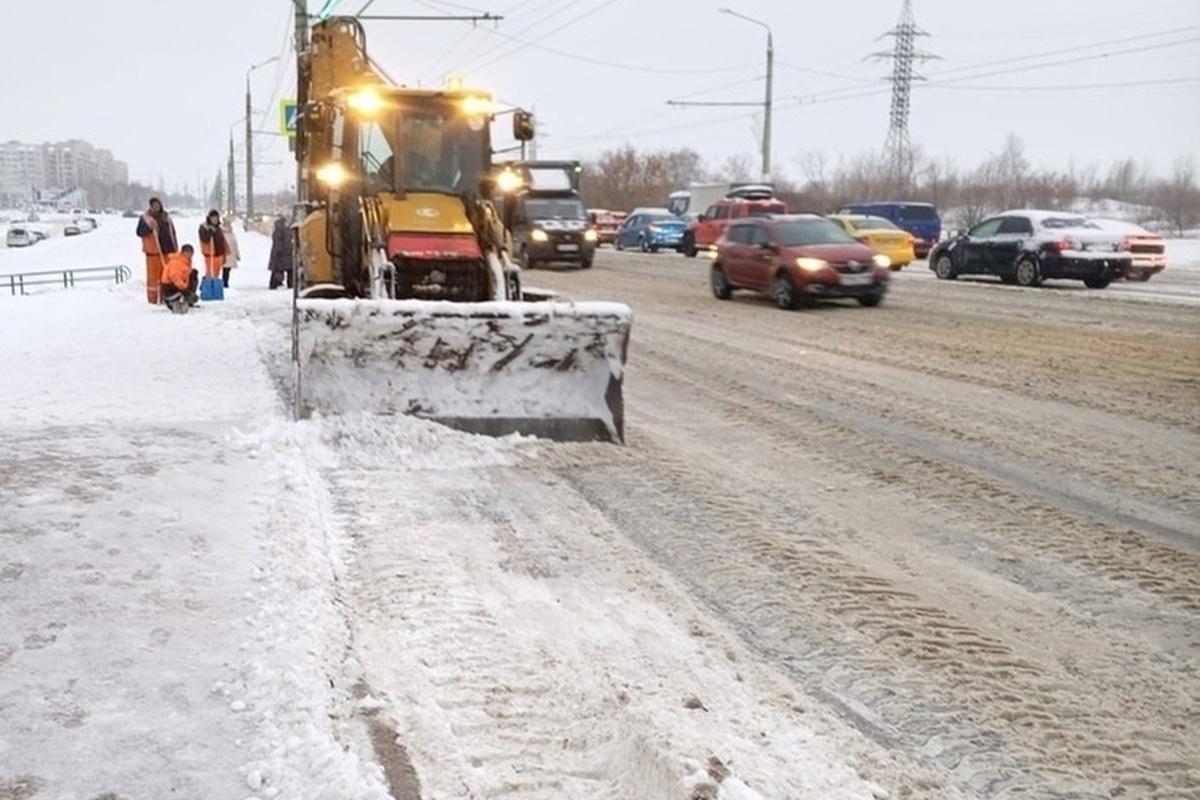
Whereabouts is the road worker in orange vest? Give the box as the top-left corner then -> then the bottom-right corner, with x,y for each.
160,244 -> 199,313
135,197 -> 178,304
198,209 -> 227,280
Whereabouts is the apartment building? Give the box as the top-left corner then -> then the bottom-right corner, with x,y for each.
0,139 -> 129,201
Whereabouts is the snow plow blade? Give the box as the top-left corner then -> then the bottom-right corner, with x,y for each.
295,299 -> 632,443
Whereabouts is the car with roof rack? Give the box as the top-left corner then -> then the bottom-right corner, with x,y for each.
682,186 -> 788,257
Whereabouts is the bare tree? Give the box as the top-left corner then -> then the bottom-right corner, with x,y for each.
584,145 -> 708,210
1153,156 -> 1200,236
719,153 -> 757,183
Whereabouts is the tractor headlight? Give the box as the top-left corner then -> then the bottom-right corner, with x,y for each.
315,161 -> 352,189
460,95 -> 494,117
796,257 -> 827,272
584,229 -> 598,242
531,229 -> 549,242
347,86 -> 385,117
872,254 -> 891,269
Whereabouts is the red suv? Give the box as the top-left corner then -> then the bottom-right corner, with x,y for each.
683,196 -> 788,257
710,215 -> 891,309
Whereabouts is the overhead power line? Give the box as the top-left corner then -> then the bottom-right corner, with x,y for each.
555,110 -> 757,147
924,76 -> 1200,92
779,31 -> 1200,108
775,60 -> 878,85
927,23 -> 1200,78
459,0 -> 618,74
473,26 -> 759,74
447,0 -> 591,75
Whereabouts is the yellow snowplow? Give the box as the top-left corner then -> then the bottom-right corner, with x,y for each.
291,17 -> 631,441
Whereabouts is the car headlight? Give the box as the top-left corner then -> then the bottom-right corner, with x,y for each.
796,257 -> 827,272
530,229 -> 549,242
872,254 -> 891,269
495,168 -> 523,193
584,229 -> 598,242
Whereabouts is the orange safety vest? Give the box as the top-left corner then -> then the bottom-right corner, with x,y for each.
161,252 -> 193,290
141,215 -> 177,255
199,225 -> 226,276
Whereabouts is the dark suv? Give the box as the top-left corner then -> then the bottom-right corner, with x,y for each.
711,215 -> 890,310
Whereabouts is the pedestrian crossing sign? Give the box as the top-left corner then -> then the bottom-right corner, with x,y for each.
280,100 -> 299,139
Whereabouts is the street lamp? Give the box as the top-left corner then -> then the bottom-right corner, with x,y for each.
246,56 -> 280,219
719,7 -> 773,180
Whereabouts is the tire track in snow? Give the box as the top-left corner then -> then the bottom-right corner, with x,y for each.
314,423 -> 925,799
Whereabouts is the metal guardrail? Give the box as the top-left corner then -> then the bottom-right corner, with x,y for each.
4,264 -> 131,296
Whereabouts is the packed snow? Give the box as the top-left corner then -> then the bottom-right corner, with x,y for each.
0,216 -> 898,798
0,220 -> 395,798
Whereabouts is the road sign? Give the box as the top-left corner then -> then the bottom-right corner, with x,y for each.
280,99 -> 299,139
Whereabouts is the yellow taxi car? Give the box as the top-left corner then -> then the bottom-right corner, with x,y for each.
827,214 -> 916,270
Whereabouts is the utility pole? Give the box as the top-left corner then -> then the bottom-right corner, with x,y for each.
228,135 -> 237,216
666,8 -> 774,181
294,0 -> 309,203
763,28 -> 773,180
870,0 -> 937,189
245,78 -> 254,219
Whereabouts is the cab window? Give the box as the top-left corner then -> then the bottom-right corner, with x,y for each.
713,204 -> 731,220
361,121 -> 394,193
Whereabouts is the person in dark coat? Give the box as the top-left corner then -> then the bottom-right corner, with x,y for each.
197,210 -> 228,281
268,216 -> 294,290
135,197 -> 178,304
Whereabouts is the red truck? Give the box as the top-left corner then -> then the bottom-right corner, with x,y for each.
679,186 -> 788,258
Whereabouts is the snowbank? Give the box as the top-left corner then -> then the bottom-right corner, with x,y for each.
0,243 -> 390,798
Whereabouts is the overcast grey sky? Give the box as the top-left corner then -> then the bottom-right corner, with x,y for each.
2,0 -> 1197,195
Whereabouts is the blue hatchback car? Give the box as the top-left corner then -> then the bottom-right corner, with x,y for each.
837,202 -> 941,257
614,210 -> 688,253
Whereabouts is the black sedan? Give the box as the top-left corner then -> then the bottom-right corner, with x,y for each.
930,211 -> 1131,289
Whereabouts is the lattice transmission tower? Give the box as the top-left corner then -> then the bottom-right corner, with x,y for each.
870,0 -> 937,187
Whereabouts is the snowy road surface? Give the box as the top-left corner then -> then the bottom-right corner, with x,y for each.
523,249 -> 1200,798
2,221 -> 1198,799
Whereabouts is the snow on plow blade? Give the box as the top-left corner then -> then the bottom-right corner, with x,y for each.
295,299 -> 632,443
